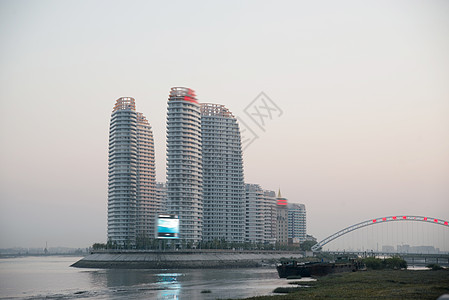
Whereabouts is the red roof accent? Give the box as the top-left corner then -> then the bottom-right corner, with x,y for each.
184,96 -> 198,103
277,199 -> 288,205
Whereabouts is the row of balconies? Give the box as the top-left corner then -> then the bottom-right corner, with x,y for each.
166,145 -> 202,152
166,143 -> 202,150
108,134 -> 137,140
166,168 -> 202,173
166,177 -> 202,182
109,126 -> 137,134
167,114 -> 201,123
167,137 -> 201,144
108,175 -> 137,179
108,153 -> 138,160
166,157 -> 202,163
109,124 -> 138,132
166,158 -> 202,165
109,122 -> 138,129
203,174 -> 245,179
166,116 -> 202,125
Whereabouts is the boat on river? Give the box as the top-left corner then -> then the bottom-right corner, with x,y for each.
276,258 -> 365,278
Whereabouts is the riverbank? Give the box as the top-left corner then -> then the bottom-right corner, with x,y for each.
71,250 -> 304,269
243,269 -> 449,299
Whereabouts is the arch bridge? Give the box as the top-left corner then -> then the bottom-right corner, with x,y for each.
311,215 -> 449,252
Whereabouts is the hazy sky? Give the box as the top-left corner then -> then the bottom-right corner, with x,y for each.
1,0 -> 448,249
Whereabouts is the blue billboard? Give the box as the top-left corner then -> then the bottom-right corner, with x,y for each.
157,214 -> 179,239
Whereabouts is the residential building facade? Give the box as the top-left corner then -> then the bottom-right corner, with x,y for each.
245,184 -> 264,243
244,184 -> 278,244
276,190 -> 288,245
107,97 -> 157,246
201,103 -> 245,243
155,182 -> 167,215
166,87 -> 203,243
287,203 -> 306,243
136,112 -> 158,239
263,190 -> 277,245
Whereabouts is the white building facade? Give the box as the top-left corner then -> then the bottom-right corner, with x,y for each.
201,103 -> 245,243
287,203 -> 307,243
108,97 -> 157,246
166,87 -> 203,244
245,184 -> 278,244
263,190 -> 277,245
155,182 -> 167,215
136,112 -> 158,238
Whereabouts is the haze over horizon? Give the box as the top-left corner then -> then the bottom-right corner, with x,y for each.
1,0 -> 448,249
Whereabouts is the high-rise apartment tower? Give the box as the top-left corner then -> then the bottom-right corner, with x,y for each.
201,103 -> 245,243
107,97 -> 157,246
166,87 -> 203,243
136,112 -> 157,238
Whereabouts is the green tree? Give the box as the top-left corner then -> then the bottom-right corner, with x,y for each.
363,257 -> 407,270
383,256 -> 407,269
300,240 -> 317,251
363,257 -> 383,269
92,243 -> 106,250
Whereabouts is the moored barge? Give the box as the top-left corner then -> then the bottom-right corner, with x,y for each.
276,259 -> 365,278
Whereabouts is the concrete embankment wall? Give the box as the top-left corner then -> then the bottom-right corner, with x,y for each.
71,251 -> 304,269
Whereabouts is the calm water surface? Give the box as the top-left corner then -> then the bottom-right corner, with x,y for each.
0,256 -> 307,299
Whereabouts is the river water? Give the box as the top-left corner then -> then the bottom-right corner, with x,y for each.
0,256 -> 306,299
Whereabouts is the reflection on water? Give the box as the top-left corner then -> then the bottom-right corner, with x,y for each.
0,256 -> 300,300
156,273 -> 181,299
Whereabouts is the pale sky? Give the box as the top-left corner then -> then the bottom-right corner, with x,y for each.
1,0 -> 448,249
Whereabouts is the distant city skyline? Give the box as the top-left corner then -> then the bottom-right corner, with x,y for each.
1,0 -> 448,249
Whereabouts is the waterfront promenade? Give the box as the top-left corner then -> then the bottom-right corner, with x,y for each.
71,249 -> 304,269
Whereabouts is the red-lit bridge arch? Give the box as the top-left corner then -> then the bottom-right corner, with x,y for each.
311,215 -> 449,252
